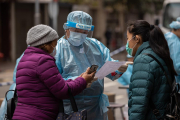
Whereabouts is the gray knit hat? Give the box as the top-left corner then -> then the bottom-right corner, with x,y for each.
26,24 -> 59,47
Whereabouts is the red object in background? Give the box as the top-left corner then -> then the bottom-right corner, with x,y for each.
112,39 -> 117,48
53,0 -> 58,2
0,52 -> 4,58
110,38 -> 117,49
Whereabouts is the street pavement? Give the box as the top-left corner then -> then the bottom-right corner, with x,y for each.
0,51 -> 128,120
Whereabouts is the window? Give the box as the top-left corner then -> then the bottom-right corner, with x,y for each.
163,3 -> 180,29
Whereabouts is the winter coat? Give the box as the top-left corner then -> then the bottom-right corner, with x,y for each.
12,47 -> 87,120
128,41 -> 171,120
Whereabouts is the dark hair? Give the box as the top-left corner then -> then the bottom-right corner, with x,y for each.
127,20 -> 177,76
173,28 -> 177,31
35,41 -> 53,53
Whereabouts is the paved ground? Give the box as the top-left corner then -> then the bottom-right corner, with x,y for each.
0,51 -> 128,120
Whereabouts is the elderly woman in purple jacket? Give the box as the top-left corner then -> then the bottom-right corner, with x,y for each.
12,25 -> 95,120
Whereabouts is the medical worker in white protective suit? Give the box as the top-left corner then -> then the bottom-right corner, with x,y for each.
55,11 -> 128,120
165,17 -> 180,84
0,54 -> 23,120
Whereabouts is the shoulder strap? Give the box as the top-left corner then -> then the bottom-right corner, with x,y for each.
5,89 -> 17,120
145,53 -> 172,89
67,84 -> 78,112
14,89 -> 18,107
59,99 -> 64,113
144,53 -> 173,120
59,84 -> 78,113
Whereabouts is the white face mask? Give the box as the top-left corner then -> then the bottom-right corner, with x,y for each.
67,31 -> 88,46
50,45 -> 56,57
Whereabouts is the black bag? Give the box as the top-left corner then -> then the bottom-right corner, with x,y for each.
4,89 -> 18,120
56,84 -> 87,120
146,54 -> 180,120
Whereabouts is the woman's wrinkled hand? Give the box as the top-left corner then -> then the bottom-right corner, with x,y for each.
81,67 -> 96,84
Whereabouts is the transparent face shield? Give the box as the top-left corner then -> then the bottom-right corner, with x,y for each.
87,30 -> 93,38
68,28 -> 93,38
64,21 -> 94,38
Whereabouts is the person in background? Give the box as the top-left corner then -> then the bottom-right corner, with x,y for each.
0,52 -> 4,72
165,17 -> 180,84
104,27 -> 112,48
12,24 -> 95,120
55,11 -> 127,120
126,20 -> 177,120
0,52 -> 3,60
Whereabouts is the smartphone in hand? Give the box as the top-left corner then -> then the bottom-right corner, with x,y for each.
88,65 -> 98,74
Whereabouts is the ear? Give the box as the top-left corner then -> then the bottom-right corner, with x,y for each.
65,30 -> 67,35
135,35 -> 141,43
65,29 -> 70,38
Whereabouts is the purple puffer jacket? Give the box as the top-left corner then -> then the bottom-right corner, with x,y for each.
12,47 -> 87,120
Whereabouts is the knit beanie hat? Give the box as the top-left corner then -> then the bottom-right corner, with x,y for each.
26,24 -> 59,47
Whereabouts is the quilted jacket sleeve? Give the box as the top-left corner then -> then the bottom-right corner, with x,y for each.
128,54 -> 154,120
36,56 -> 87,99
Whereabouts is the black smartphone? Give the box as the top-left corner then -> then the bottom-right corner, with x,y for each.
88,65 -> 98,74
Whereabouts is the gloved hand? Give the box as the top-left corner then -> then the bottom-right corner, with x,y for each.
118,61 -> 133,73
125,61 -> 133,65
86,77 -> 98,88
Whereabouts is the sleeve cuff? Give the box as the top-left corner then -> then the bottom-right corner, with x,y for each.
115,70 -> 123,75
77,77 -> 87,88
